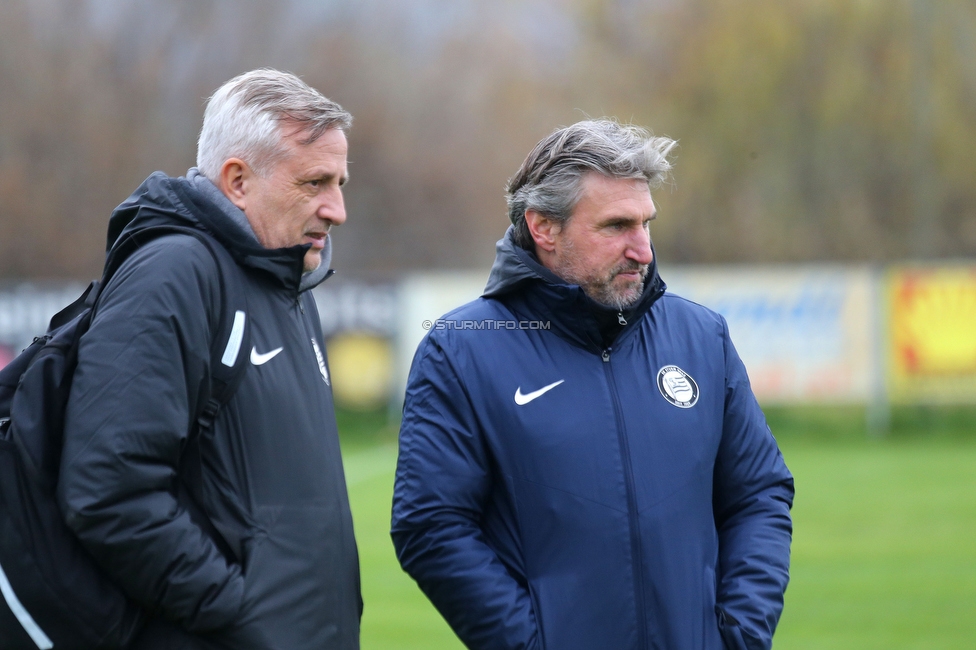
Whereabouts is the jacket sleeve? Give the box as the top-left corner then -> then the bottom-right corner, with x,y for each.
712,318 -> 794,650
58,236 -> 244,632
391,333 -> 540,650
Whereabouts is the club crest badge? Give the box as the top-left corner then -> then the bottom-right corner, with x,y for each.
657,365 -> 699,408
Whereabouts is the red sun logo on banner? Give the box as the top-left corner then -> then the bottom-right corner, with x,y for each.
890,269 -> 976,377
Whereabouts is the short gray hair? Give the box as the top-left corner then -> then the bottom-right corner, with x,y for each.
506,119 -> 676,249
197,68 -> 352,180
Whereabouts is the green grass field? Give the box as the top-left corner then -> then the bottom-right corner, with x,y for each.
337,407 -> 976,649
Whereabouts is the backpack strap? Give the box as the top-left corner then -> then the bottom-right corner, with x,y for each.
184,233 -> 249,434
102,225 -> 250,433
47,281 -> 100,331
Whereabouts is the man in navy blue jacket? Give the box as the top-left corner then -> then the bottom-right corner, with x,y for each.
392,119 -> 794,650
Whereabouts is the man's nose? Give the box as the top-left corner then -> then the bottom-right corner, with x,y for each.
320,188 -> 347,226
627,229 -> 653,265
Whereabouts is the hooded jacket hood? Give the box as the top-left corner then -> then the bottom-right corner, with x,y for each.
106,170 -> 333,294
482,226 -> 666,351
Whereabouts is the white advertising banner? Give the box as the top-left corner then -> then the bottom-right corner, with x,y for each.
0,283 -> 88,367
663,265 -> 877,404
395,271 -> 489,403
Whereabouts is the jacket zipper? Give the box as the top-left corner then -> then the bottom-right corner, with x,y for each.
295,297 -> 314,354
602,347 -> 649,650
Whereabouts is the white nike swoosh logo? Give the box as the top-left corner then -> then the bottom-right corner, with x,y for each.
514,380 -> 565,405
250,346 -> 283,366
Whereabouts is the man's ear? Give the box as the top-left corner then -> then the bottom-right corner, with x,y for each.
218,158 -> 249,211
525,209 -> 560,253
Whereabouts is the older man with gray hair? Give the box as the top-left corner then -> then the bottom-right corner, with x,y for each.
392,119 -> 794,650
58,69 -> 361,648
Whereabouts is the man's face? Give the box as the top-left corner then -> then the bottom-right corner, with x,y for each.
241,126 -> 348,272
546,173 -> 656,310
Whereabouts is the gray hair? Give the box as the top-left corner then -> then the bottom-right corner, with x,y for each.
197,68 -> 352,180
506,119 -> 676,249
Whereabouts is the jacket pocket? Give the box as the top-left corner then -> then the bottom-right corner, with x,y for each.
228,504 -> 356,648
716,606 -> 765,650
704,566 -> 724,649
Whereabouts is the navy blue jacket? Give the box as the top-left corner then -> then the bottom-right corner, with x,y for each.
392,228 -> 793,650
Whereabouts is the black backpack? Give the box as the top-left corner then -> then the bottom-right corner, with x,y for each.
0,225 -> 250,650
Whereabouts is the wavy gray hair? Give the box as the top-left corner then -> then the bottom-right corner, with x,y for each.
506,119 -> 676,249
197,68 -> 352,180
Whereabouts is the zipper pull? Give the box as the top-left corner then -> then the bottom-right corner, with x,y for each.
602,349 -> 611,363
297,297 -> 305,314
617,312 -> 627,326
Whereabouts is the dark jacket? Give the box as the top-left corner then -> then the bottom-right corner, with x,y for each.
391,228 -> 793,650
58,172 -> 361,649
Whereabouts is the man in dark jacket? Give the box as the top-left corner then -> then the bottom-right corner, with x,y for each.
58,69 -> 361,648
392,120 -> 794,650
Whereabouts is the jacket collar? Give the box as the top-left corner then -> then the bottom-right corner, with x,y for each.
107,171 -> 333,294
482,226 -> 666,352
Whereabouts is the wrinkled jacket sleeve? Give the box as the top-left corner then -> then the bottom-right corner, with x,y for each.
713,318 -> 794,650
391,333 -> 540,650
58,236 -> 244,632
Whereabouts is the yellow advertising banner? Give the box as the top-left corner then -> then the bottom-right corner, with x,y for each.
887,265 -> 976,403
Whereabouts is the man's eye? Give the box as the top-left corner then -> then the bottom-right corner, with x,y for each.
307,180 -> 321,188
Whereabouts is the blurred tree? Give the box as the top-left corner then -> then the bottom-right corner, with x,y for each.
1,0 -> 974,279
579,0 -> 976,264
